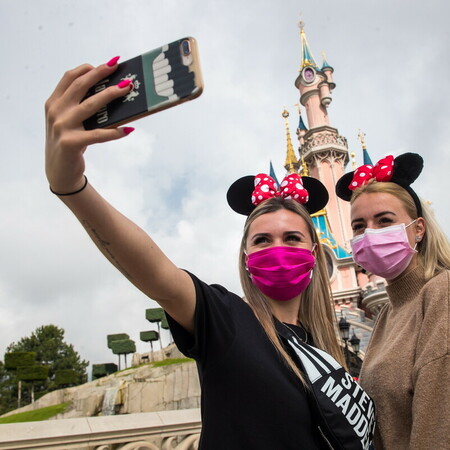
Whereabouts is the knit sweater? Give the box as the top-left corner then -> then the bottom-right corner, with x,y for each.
359,266 -> 450,450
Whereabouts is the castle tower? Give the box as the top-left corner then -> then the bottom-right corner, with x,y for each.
277,22 -> 390,354
294,20 -> 353,251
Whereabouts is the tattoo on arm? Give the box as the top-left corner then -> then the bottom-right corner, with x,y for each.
81,220 -> 133,281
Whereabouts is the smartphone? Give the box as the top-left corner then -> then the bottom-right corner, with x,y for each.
83,37 -> 203,130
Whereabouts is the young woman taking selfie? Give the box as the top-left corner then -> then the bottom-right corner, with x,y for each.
45,58 -> 375,449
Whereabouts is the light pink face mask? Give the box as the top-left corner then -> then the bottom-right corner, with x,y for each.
246,246 -> 315,301
350,221 -> 417,280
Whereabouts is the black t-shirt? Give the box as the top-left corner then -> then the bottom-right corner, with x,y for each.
167,272 -> 324,450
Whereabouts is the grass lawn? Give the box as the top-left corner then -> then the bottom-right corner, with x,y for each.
0,402 -> 71,424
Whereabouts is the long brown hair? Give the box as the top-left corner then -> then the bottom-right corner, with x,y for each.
350,181 -> 450,280
239,197 -> 346,384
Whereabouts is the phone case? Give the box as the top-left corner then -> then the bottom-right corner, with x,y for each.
83,37 -> 203,130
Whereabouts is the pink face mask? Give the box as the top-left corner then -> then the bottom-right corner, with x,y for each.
350,222 -> 417,280
246,246 -> 316,301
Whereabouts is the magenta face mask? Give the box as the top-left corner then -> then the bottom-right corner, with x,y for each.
350,222 -> 417,280
246,246 -> 316,301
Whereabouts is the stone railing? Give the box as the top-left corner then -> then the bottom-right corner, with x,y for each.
0,408 -> 201,450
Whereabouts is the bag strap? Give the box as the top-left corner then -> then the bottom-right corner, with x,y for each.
275,321 -> 337,447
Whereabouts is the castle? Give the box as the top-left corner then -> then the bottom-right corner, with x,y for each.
278,21 -> 389,365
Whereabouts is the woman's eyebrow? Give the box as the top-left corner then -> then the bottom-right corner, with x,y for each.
283,230 -> 306,238
351,211 -> 396,226
249,232 -> 270,240
374,211 -> 396,218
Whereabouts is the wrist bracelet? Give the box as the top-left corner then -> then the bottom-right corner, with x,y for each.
50,176 -> 88,196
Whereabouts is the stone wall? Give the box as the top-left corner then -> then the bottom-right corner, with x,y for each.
1,344 -> 201,420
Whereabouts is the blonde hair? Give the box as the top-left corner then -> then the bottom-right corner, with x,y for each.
350,181 -> 450,279
239,197 -> 346,384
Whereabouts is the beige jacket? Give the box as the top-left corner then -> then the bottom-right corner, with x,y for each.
360,267 -> 450,450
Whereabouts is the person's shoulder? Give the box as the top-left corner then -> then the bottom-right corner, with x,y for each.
422,269 -> 450,295
184,269 -> 243,303
419,269 -> 450,315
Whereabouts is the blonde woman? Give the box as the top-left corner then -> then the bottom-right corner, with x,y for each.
336,153 -> 450,449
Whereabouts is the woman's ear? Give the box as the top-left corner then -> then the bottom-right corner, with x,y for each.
415,217 -> 426,242
243,250 -> 249,266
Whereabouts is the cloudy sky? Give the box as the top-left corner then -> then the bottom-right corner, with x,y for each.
1,0 -> 449,374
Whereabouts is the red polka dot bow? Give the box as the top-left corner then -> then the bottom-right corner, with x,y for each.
252,173 -> 309,206
348,155 -> 394,191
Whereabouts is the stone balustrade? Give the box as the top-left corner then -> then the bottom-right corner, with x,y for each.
0,408 -> 201,450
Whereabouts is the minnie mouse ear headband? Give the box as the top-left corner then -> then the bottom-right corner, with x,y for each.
335,152 -> 424,217
227,172 -> 329,216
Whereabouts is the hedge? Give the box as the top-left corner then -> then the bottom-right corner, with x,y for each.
140,330 -> 159,342
17,365 -> 49,381
107,333 -> 129,349
161,316 -> 169,330
54,369 -> 79,386
4,352 -> 36,370
145,308 -> 165,323
92,363 -> 118,380
110,339 -> 136,355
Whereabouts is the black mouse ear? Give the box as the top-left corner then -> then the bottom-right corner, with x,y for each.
302,177 -> 329,214
227,174 -> 329,216
226,175 -> 256,216
392,153 -> 424,187
335,172 -> 355,201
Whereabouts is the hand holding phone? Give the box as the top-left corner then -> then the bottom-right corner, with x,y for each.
83,37 -> 203,130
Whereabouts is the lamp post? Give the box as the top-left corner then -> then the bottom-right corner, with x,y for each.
349,330 -> 361,356
338,316 -> 350,368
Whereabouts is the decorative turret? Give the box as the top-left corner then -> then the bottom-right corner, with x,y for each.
321,51 -> 335,88
294,20 -> 337,127
296,105 -> 308,148
282,108 -> 300,174
358,130 -> 373,165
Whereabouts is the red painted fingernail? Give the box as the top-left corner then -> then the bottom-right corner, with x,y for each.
123,127 -> 135,135
117,79 -> 132,89
106,56 -> 120,67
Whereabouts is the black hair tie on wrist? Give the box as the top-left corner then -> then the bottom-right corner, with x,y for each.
50,176 -> 88,196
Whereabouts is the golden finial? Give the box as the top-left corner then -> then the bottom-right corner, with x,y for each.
358,129 -> 367,149
350,151 -> 357,170
282,107 -> 299,174
301,155 -> 309,176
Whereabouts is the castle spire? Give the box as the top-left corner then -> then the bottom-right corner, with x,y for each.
321,51 -> 333,71
300,155 -> 309,176
296,104 -> 308,133
282,108 -> 300,174
298,19 -> 318,71
358,130 -> 373,165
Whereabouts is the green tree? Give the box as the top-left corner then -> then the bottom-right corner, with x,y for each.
140,330 -> 159,361
0,361 -> 16,415
4,325 -> 88,408
5,352 -> 38,408
110,339 -> 136,369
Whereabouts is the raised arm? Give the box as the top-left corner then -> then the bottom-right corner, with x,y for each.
45,59 -> 196,333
